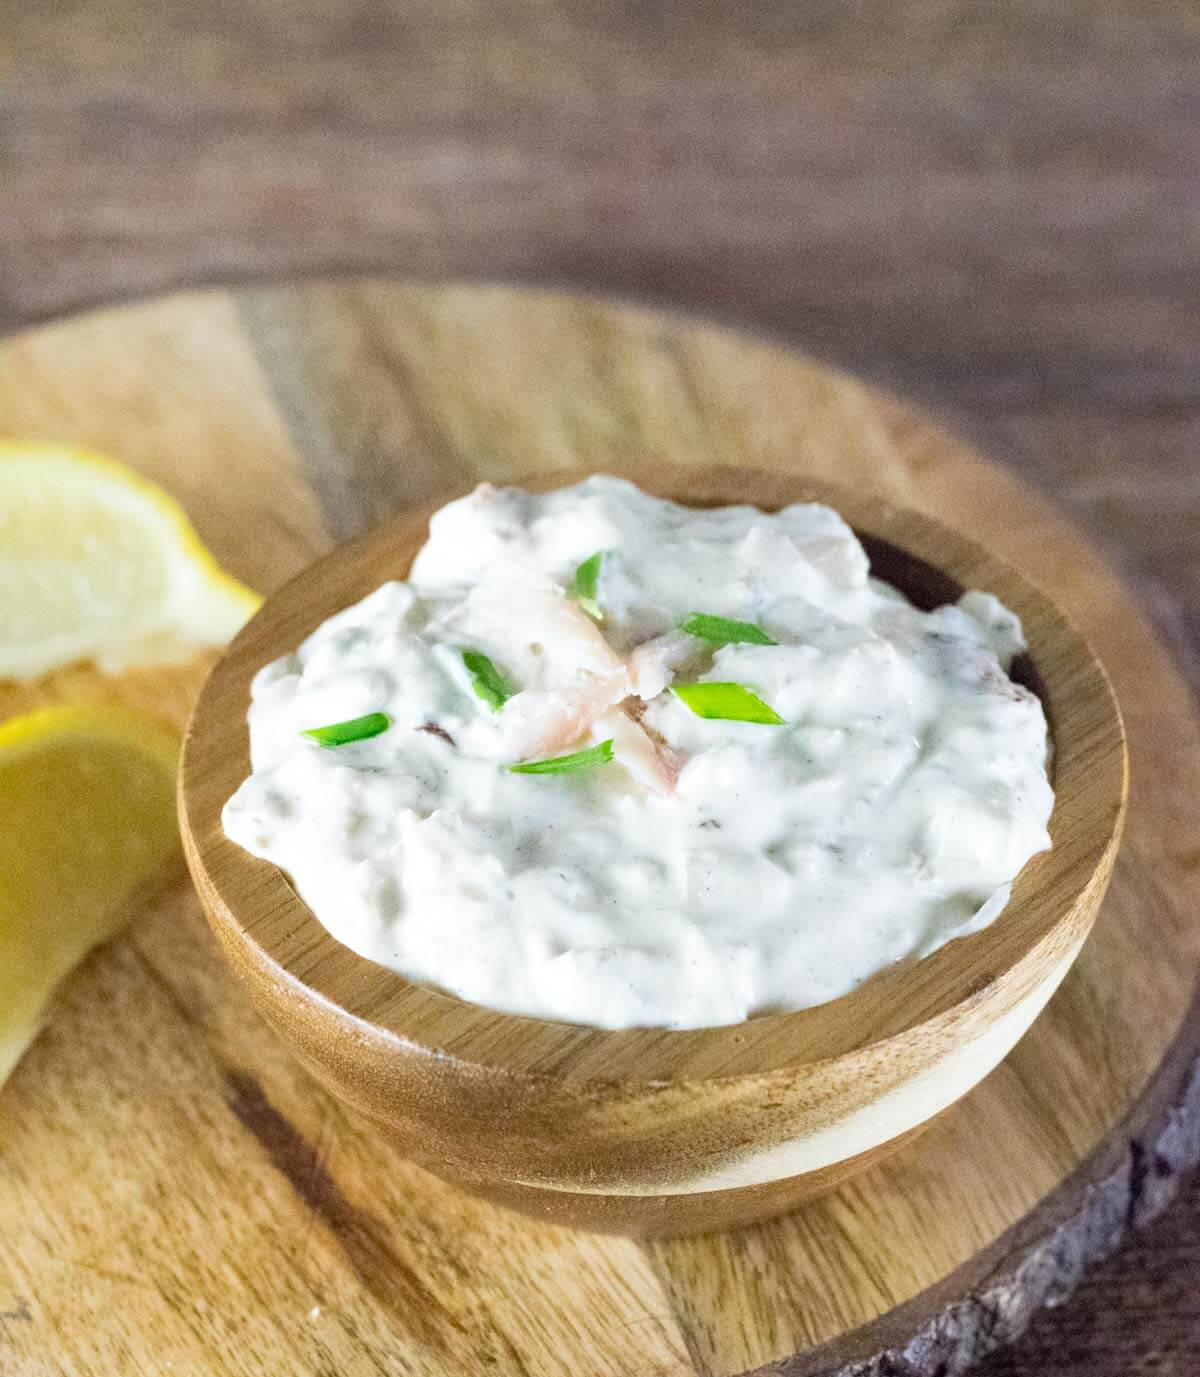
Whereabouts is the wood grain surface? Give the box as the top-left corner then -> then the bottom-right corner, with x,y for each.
2,3 -> 1199,1366
0,281 -> 1194,1375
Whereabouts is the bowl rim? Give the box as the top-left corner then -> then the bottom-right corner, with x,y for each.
179,462 -> 1127,1084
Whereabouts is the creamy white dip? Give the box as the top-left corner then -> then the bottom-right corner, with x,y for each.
223,477 -> 1053,1030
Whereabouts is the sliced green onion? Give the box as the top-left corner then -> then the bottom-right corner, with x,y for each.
680,612 -> 776,647
508,739 -> 615,775
569,550 -> 605,620
672,682 -> 785,725
301,711 -> 391,748
463,649 -> 513,712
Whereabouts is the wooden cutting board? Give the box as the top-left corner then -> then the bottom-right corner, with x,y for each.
0,280 -> 1197,1377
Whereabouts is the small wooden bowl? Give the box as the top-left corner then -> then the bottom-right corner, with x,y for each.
179,463 -> 1126,1236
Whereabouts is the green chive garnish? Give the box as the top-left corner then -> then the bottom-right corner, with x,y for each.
508,739 -> 615,775
680,612 -> 776,647
672,682 -> 785,725
301,711 -> 391,747
569,550 -> 605,620
463,649 -> 513,712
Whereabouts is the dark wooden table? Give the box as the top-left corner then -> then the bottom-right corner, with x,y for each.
2,2 -> 1198,1371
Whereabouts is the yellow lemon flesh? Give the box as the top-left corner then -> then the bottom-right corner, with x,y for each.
0,442 -> 259,680
0,705 -> 180,1083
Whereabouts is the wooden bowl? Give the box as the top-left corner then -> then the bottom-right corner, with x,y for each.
178,463 -> 1126,1237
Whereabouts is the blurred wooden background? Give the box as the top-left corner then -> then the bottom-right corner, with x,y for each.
2,2 -> 1198,1372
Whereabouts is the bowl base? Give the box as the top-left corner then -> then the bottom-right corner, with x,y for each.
422,1124 -> 929,1237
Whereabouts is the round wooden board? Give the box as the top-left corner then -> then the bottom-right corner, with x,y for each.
0,280 -> 1197,1377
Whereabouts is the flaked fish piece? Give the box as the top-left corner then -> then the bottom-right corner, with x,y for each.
628,629 -> 700,700
460,573 -> 685,781
459,574 -> 632,758
503,670 -> 631,760
463,574 -> 625,680
597,705 -> 682,796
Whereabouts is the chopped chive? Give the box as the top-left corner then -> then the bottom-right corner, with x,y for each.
672,682 -> 785,725
463,649 -> 513,712
301,711 -> 391,748
569,550 -> 605,620
680,612 -> 776,647
508,739 -> 615,775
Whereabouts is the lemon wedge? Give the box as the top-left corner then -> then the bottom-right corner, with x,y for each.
0,442 -> 260,680
0,704 -> 180,1083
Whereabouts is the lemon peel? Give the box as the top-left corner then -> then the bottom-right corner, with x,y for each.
0,442 -> 259,680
